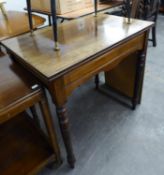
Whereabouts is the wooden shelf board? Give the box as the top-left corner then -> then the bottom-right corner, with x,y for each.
0,112 -> 55,175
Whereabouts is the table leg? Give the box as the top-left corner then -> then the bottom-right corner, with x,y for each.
39,95 -> 61,165
132,51 -> 145,110
48,15 -> 52,26
95,74 -> 100,89
61,18 -> 65,23
56,105 -> 76,168
30,105 -> 40,127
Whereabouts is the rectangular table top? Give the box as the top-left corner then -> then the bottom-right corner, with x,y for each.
2,14 -> 153,80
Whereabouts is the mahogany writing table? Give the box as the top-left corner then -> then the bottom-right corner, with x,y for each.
1,14 -> 153,168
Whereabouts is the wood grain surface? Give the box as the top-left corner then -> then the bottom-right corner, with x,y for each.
0,112 -> 54,175
0,10 -> 45,41
2,14 -> 153,79
0,53 -> 39,119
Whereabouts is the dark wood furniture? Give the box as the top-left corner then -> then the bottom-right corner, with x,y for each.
139,0 -> 160,47
109,0 -> 159,46
0,53 -> 61,175
159,0 -> 164,12
0,10 -> 45,41
2,14 -> 153,168
121,0 -> 141,18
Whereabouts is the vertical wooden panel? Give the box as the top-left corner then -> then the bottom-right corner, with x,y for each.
105,53 -> 137,98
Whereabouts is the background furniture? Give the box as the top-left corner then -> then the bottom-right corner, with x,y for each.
159,0 -> 164,12
25,0 -> 124,50
139,0 -> 160,47
0,0 -> 7,17
0,10 -> 45,41
2,14 -> 153,168
25,0 -> 123,24
108,0 -> 159,46
0,52 -> 61,175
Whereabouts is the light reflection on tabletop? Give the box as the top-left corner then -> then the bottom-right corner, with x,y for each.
2,14 -> 153,78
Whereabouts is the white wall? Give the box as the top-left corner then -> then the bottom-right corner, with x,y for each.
5,0 -> 26,11
4,0 -> 48,25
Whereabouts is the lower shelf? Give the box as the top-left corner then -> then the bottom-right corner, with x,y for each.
0,112 -> 55,175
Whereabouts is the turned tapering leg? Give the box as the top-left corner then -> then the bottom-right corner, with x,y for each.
56,105 -> 76,168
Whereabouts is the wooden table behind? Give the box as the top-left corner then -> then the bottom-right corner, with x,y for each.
28,1 -> 123,20
0,11 -> 45,41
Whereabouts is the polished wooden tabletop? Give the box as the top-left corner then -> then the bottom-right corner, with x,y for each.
0,52 -> 38,112
0,10 -> 45,41
2,14 -> 153,79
